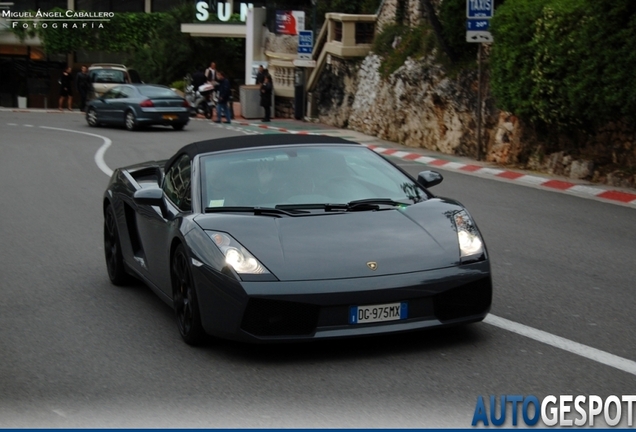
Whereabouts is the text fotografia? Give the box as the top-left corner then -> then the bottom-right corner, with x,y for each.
472,395 -> 636,427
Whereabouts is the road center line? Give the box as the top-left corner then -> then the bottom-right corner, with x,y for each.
485,314 -> 636,376
40,126 -> 113,176
38,124 -> 636,377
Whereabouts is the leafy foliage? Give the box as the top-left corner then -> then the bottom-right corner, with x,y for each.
10,5 -> 246,86
372,24 -> 436,78
439,0 -> 478,63
491,0 -> 636,129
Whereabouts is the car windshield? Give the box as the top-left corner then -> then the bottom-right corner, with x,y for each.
200,145 -> 425,209
90,69 -> 126,84
138,86 -> 178,98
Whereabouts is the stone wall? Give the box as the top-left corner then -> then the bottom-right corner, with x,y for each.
315,53 -> 497,160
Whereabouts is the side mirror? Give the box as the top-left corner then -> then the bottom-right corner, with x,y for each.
134,186 -> 170,218
134,186 -> 164,207
417,170 -> 443,188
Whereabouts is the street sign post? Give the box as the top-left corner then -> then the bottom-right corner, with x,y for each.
298,30 -> 313,60
465,0 -> 495,161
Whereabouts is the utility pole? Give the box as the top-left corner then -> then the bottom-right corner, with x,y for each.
477,43 -> 482,161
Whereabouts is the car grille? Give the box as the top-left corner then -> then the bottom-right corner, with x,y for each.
241,298 -> 320,337
433,276 -> 492,322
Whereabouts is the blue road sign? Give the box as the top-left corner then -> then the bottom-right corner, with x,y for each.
298,30 -> 313,47
467,0 -> 494,18
298,46 -> 312,54
466,19 -> 490,30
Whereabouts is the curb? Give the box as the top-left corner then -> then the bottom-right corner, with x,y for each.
231,120 -> 636,208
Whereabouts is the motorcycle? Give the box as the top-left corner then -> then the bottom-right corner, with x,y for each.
183,75 -> 217,119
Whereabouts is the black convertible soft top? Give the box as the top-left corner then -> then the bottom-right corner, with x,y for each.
165,134 -> 358,171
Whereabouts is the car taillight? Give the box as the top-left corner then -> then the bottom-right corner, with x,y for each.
182,99 -> 190,107
140,99 -> 154,107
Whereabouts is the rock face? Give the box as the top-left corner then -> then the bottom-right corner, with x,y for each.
312,52 -> 636,189
315,53 -> 497,159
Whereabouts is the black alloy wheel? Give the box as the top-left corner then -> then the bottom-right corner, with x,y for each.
104,205 -> 130,286
172,244 -> 205,345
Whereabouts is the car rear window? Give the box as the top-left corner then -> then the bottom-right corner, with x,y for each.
138,87 -> 178,98
90,69 -> 126,84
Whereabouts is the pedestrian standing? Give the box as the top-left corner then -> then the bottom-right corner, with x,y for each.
255,65 -> 265,85
205,61 -> 217,83
214,71 -> 232,124
75,65 -> 90,112
58,66 -> 73,111
260,74 -> 273,122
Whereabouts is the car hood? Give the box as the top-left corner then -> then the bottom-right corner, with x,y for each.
194,198 -> 466,281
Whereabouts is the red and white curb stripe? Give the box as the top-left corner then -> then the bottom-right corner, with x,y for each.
370,145 -> 636,207
231,120 -> 636,207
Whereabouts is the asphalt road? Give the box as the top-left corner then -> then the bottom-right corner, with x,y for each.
1,111 -> 634,427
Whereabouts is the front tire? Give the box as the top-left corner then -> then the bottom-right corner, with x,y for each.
172,244 -> 205,345
86,107 -> 99,127
104,205 -> 131,286
125,110 -> 138,131
198,101 -> 211,119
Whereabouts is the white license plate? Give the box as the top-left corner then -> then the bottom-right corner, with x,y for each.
349,302 -> 408,324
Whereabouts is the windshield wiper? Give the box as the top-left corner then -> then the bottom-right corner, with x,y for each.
276,199 -> 408,213
346,198 -> 405,208
204,206 -> 309,216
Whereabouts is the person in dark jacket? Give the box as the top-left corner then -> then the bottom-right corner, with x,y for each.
58,66 -> 73,111
191,66 -> 207,90
75,65 -> 90,112
260,73 -> 273,122
255,65 -> 265,85
214,71 -> 232,124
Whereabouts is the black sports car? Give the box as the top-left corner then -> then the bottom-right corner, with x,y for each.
86,84 -> 190,131
103,135 -> 492,344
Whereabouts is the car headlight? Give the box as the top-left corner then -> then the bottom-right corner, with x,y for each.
453,210 -> 484,262
206,231 -> 270,274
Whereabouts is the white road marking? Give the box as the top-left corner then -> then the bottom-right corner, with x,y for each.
32,123 -> 636,378
485,314 -> 636,377
39,126 -> 113,176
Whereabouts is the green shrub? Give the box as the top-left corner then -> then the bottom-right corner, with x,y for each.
373,24 -> 436,78
169,80 -> 186,92
491,0 -> 636,130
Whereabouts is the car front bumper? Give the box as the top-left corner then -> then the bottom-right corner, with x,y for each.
191,261 -> 492,343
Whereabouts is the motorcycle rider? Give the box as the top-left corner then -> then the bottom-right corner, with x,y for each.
192,66 -> 206,90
